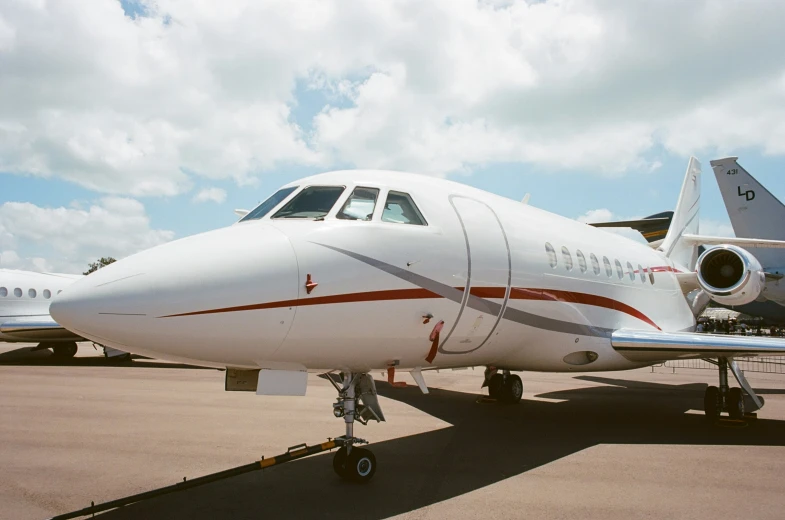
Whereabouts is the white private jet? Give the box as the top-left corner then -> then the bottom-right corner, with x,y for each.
51,158 -> 785,482
0,268 -> 130,361
0,269 -> 83,358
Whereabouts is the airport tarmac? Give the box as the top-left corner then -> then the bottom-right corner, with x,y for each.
2,343 -> 785,520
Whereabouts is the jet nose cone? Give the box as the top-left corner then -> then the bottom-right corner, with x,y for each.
50,264 -> 147,343
51,224 -> 299,366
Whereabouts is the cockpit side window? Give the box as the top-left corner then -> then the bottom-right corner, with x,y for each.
240,186 -> 298,222
381,191 -> 427,226
337,187 -> 380,221
272,186 -> 346,220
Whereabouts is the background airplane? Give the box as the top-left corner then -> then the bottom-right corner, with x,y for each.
709,158 -> 785,324
0,269 -> 129,360
0,269 -> 83,359
50,158 -> 785,482
590,211 -> 673,249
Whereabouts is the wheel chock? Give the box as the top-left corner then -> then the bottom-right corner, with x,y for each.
716,418 -> 749,429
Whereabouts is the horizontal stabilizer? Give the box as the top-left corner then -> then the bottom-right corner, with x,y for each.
682,234 -> 785,249
612,328 -> 785,363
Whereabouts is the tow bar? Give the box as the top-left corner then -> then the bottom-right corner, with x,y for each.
49,438 -> 344,519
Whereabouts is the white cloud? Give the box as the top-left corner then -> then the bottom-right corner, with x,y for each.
192,187 -> 227,204
0,0 -> 784,194
699,219 -> 735,238
0,197 -> 174,273
576,208 -> 645,243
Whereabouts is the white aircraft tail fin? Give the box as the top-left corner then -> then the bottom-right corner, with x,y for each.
660,157 -> 702,270
710,157 -> 785,240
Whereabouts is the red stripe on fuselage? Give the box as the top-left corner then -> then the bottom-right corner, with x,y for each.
159,288 -> 439,318
507,287 -> 661,330
160,286 -> 660,329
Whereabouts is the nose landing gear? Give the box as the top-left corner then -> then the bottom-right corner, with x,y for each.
326,372 -> 384,483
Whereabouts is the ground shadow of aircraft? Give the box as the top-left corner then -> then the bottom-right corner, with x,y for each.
85,375 -> 785,520
0,346 -> 213,370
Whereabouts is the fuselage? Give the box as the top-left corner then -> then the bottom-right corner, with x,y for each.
51,170 -> 696,373
0,269 -> 83,342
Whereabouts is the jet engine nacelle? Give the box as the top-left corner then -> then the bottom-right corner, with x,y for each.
696,245 -> 765,306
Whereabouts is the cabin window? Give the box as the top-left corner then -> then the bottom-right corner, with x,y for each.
603,256 -> 612,277
28,288 -> 37,298
272,186 -> 345,220
590,253 -> 600,275
648,267 -> 655,284
545,243 -> 557,268
0,287 -> 6,297
240,186 -> 298,222
576,250 -> 587,273
626,262 -> 635,281
14,287 -> 22,297
337,187 -> 380,221
43,289 -> 52,299
638,265 -> 645,283
615,259 -> 624,279
381,191 -> 427,225
562,247 -> 573,271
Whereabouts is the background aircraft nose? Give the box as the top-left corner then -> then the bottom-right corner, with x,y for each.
51,224 -> 300,366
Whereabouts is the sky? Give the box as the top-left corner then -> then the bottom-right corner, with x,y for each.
1,0 -> 784,274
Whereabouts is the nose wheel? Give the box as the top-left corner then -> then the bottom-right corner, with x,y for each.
333,446 -> 377,483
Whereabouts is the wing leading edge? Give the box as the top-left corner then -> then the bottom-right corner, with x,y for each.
612,329 -> 785,364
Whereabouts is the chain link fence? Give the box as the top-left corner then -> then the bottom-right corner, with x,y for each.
655,357 -> 785,374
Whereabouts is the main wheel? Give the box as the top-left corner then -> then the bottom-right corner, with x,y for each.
52,342 -> 78,360
345,448 -> 376,483
488,374 -> 504,400
704,385 -> 721,421
500,374 -> 523,404
727,387 -> 745,420
332,446 -> 349,478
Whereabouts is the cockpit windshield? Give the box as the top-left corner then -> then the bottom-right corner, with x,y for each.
337,187 -> 379,221
240,186 -> 298,222
272,186 -> 346,220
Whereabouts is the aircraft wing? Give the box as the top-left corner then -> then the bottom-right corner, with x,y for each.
0,317 -> 82,342
612,329 -> 785,364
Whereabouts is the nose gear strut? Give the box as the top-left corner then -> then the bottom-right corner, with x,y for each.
325,372 -> 384,483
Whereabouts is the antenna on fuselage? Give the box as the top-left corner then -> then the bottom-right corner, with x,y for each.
521,193 -> 531,205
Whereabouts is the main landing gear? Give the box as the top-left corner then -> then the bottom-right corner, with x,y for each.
46,342 -> 78,360
326,372 -> 385,483
483,367 -> 523,404
703,357 -> 764,422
